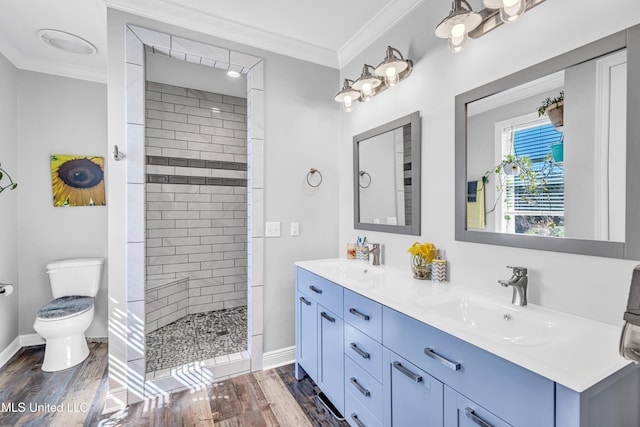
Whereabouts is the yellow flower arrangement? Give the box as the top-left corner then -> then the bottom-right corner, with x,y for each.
407,242 -> 438,279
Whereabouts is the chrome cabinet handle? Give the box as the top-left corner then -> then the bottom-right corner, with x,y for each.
392,361 -> 423,383
350,413 -> 366,427
424,347 -> 461,371
309,285 -> 322,294
349,307 -> 370,321
349,377 -> 371,397
320,311 -> 335,323
349,342 -> 370,359
465,407 -> 494,427
299,296 -> 311,306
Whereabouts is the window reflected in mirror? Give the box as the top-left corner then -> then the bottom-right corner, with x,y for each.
466,48 -> 626,242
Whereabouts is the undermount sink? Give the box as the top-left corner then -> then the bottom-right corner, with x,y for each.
425,296 -> 558,346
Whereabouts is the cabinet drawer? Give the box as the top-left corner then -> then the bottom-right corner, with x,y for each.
345,390 -> 382,427
297,267 -> 343,315
345,356 -> 383,422
444,385 -> 512,427
344,289 -> 383,342
345,323 -> 383,381
383,307 -> 554,427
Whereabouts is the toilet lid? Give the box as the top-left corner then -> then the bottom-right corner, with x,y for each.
36,296 -> 94,320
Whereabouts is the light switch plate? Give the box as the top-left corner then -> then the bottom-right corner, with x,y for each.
291,222 -> 300,236
265,221 -> 281,237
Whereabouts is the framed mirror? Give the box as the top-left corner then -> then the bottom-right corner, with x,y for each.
455,24 -> 640,259
354,111 -> 421,235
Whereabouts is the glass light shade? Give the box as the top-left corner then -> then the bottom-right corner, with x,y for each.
500,0 -> 526,22
435,0 -> 482,39
374,46 -> 410,81
334,79 -> 361,107
448,33 -> 468,53
342,96 -> 355,112
352,65 -> 382,93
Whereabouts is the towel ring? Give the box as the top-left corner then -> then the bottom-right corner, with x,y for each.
306,168 -> 323,187
359,170 -> 372,188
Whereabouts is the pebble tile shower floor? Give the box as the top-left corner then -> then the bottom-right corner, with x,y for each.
146,306 -> 247,373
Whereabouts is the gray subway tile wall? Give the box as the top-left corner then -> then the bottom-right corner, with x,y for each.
145,81 -> 248,333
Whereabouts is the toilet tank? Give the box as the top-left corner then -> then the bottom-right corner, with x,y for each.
46,258 -> 105,298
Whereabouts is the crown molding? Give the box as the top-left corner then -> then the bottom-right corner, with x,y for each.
105,0 -> 339,68
0,35 -> 106,83
337,0 -> 426,68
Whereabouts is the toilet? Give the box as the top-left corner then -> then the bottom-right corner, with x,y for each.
33,258 -> 104,372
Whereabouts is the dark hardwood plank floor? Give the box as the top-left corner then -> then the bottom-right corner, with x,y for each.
0,344 -> 349,427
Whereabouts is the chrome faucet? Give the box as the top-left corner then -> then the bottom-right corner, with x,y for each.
370,243 -> 381,266
498,266 -> 528,306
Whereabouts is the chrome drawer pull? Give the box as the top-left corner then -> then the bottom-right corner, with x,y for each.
349,342 -> 370,359
299,296 -> 311,306
349,307 -> 371,321
465,407 -> 494,427
392,361 -> 423,383
349,377 -> 371,397
424,347 -> 461,371
351,413 -> 366,427
320,311 -> 335,323
309,285 -> 322,294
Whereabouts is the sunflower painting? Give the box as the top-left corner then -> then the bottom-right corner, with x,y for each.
50,155 -> 106,207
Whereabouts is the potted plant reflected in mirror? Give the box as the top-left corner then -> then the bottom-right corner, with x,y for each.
538,91 -> 564,131
0,163 -> 18,195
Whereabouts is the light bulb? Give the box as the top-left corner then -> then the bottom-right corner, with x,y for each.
448,33 -> 468,54
500,0 -> 525,22
362,82 -> 373,96
385,67 -> 398,87
451,23 -> 466,39
342,96 -> 355,113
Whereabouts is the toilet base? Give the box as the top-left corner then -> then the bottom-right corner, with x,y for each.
41,334 -> 90,372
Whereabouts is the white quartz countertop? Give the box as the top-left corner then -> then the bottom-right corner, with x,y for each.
295,258 -> 634,393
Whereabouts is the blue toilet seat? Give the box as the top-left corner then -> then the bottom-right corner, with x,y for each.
36,296 -> 94,321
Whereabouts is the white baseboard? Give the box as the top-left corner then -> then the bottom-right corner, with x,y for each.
0,336 -> 21,369
262,346 -> 295,370
103,386 -> 127,414
19,333 -> 45,347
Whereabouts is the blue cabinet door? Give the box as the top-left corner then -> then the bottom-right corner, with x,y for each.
383,348 -> 444,427
444,386 -> 512,427
296,291 -> 318,383
319,306 -> 345,416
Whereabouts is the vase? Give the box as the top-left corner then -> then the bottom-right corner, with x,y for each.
411,257 -> 431,280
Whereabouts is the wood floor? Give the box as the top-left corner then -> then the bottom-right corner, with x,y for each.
0,343 -> 349,426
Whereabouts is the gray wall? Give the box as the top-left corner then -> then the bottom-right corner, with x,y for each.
338,0 -> 640,327
0,52 -> 19,352
17,71 -> 108,337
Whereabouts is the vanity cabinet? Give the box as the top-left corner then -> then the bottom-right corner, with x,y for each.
295,265 -> 640,427
295,268 -> 344,415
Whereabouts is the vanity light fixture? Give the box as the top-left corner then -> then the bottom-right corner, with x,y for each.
436,0 -> 546,53
334,46 -> 413,112
435,0 -> 482,54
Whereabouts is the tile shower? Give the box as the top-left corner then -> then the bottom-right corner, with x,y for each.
144,81 -> 248,372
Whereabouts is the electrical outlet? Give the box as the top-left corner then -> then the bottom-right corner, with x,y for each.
291,222 -> 300,236
265,221 -> 281,237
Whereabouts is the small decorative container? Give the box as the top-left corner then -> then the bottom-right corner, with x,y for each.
407,242 -> 438,281
411,261 -> 432,280
356,245 -> 369,261
346,243 -> 356,259
431,259 -> 447,283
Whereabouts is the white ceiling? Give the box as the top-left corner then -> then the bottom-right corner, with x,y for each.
0,0 -> 427,83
